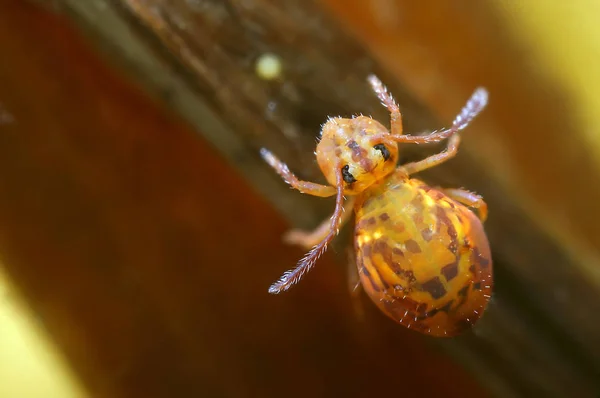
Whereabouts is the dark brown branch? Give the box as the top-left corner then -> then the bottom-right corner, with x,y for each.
21,0 -> 600,397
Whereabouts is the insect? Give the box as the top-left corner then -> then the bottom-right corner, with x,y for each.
260,75 -> 492,337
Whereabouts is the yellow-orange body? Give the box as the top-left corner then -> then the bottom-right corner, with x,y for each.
354,173 -> 492,337
261,75 -> 491,337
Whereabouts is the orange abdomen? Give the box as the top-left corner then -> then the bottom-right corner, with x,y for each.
354,174 -> 493,337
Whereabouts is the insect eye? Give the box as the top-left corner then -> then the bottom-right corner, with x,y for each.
341,165 -> 357,184
374,144 -> 391,161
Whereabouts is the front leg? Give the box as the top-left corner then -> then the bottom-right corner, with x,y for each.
268,166 -> 347,294
367,75 -> 403,136
368,76 -> 487,147
398,132 -> 462,176
443,188 -> 488,222
260,148 -> 336,197
284,197 -> 356,249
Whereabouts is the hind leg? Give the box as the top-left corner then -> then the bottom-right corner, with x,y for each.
284,197 -> 356,248
443,188 -> 488,222
346,246 -> 366,322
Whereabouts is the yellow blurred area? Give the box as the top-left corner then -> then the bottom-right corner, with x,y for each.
495,0 -> 600,158
493,0 -> 600,283
0,268 -> 87,398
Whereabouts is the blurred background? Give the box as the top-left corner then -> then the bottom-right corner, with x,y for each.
1,0 -> 600,397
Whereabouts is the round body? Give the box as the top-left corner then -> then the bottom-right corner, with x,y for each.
354,172 -> 493,337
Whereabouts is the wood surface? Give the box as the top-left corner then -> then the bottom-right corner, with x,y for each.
2,0 -> 600,397
0,1 -> 487,397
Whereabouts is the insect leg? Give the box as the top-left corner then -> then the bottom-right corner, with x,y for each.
443,188 -> 488,222
399,133 -> 461,175
367,75 -> 403,136
346,246 -> 366,322
394,88 -> 487,174
260,148 -> 336,197
384,87 -> 488,145
284,197 -> 355,249
269,168 -> 346,294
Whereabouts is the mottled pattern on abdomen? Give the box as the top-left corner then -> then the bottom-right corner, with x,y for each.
354,174 -> 492,337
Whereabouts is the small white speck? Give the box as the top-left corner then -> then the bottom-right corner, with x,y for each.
255,53 -> 282,80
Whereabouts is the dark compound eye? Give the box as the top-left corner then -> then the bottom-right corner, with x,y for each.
374,144 -> 391,161
341,165 -> 357,184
